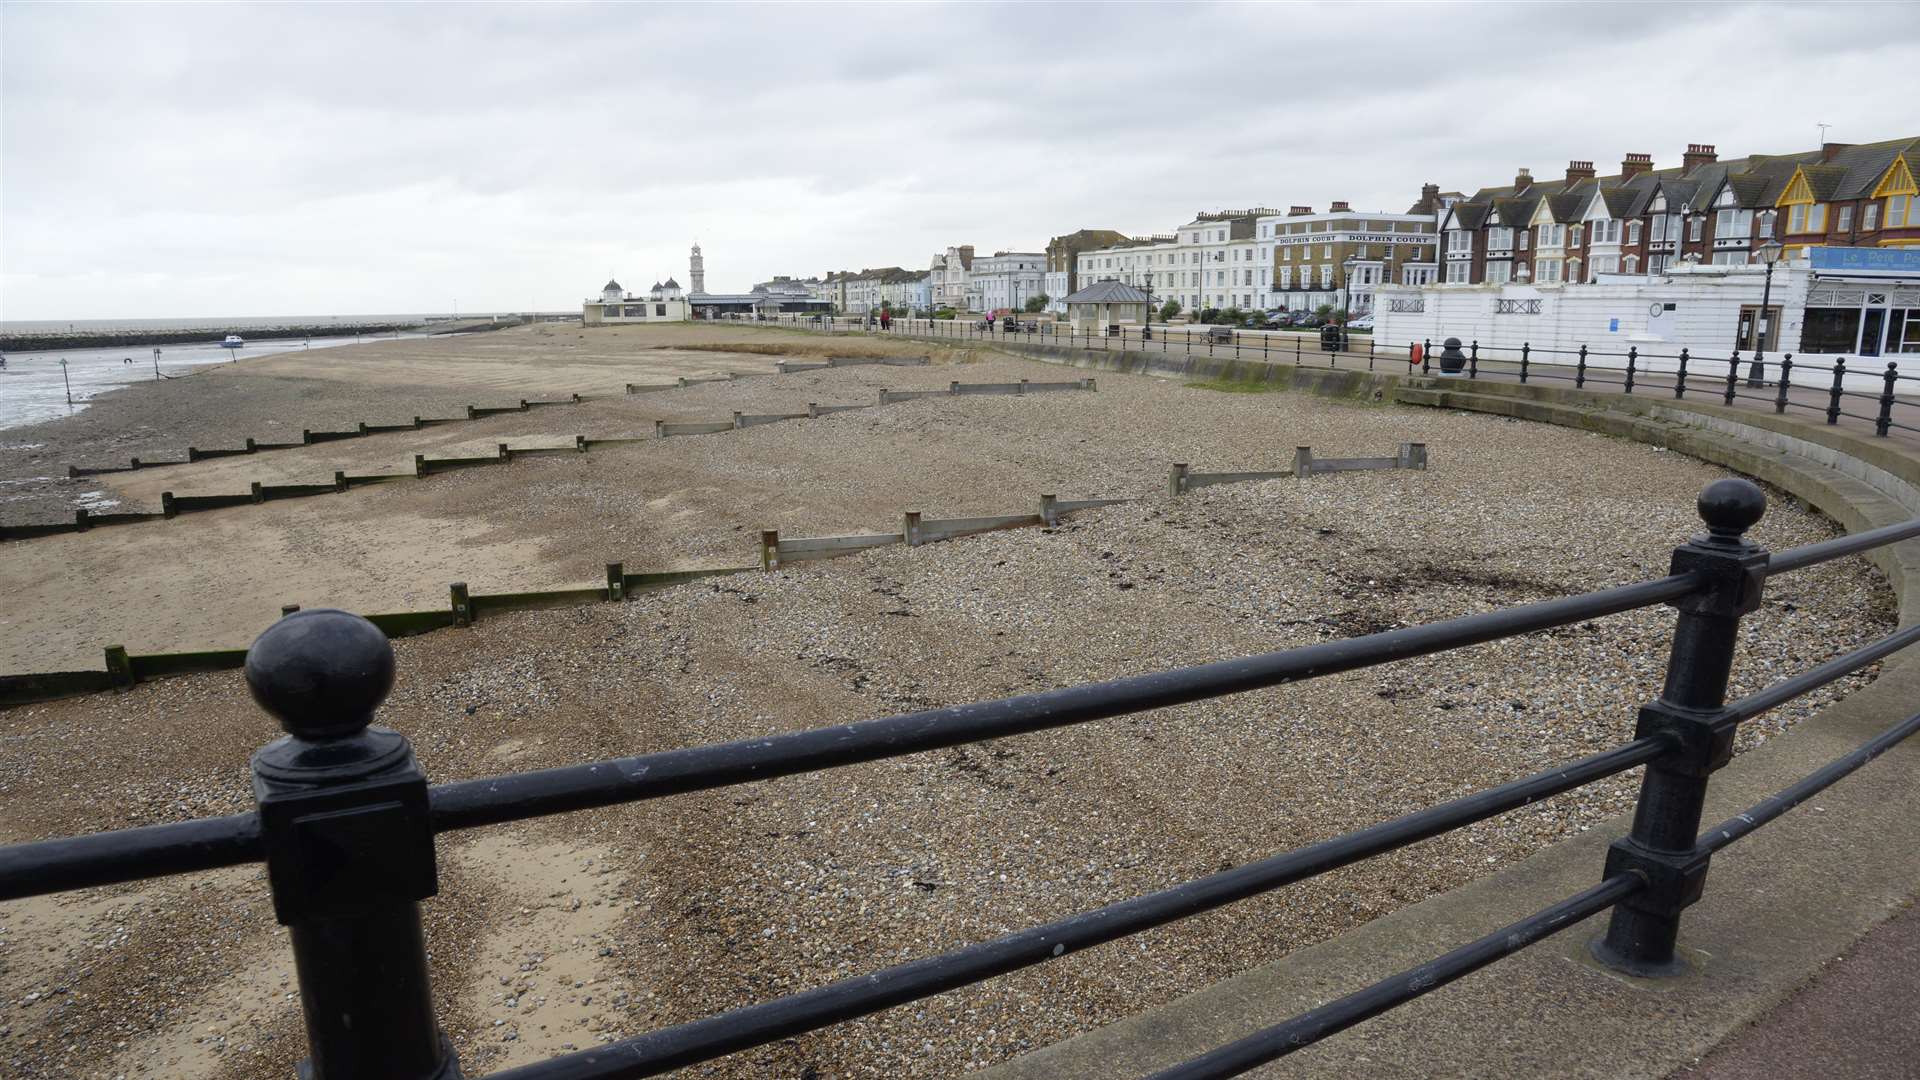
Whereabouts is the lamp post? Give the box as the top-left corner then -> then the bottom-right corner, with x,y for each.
1745,233 -> 1786,388
59,358 -> 72,404
1340,255 -> 1358,350
1142,276 -> 1154,341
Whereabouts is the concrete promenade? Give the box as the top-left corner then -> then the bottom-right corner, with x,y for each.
756,315 -> 1920,1079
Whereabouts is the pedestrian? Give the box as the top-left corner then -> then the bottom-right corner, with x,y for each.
880,308 -> 891,331
986,311 -> 996,332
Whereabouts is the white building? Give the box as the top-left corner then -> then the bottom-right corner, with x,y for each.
969,251 -> 1047,313
583,277 -> 690,323
930,246 -> 975,311
1075,211 -> 1279,315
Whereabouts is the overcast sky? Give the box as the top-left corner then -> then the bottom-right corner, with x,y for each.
3,1 -> 1917,321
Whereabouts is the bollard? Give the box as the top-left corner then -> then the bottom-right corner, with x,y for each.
1399,442 -> 1428,470
902,511 -> 923,547
654,419 -> 667,437
334,471 -> 348,491
1575,345 -> 1588,389
807,402 -> 821,419
413,454 -> 426,477
1625,347 -> 1638,394
760,529 -> 780,571
1675,348 -> 1690,399
1876,362 -> 1898,437
244,610 -> 458,1079
733,411 -> 746,429
161,491 -> 178,518
1774,357 -> 1793,414
606,563 -> 624,601
1421,338 -> 1431,376
497,443 -> 510,461
1468,340 -> 1479,379
1519,342 -> 1531,383
1592,479 -> 1767,977
104,645 -> 133,689
251,481 -> 265,503
1293,446 -> 1314,477
1827,359 -> 1847,425
1167,463 -> 1190,497
75,508 -> 91,531
575,435 -> 587,453
1039,494 -> 1058,527
1724,352 -> 1740,405
449,582 -> 472,627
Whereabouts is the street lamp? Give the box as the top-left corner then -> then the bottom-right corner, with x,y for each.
1142,275 -> 1154,341
1340,255 -> 1359,349
1746,228 -> 1786,387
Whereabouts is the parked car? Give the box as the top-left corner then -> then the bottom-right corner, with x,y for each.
1347,314 -> 1375,331
1294,313 -> 1325,328
1204,324 -> 1235,344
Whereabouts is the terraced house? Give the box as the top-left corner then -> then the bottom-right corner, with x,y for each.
1438,137 -> 1920,286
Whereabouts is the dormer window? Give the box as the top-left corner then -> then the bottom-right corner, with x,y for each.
1715,188 -> 1734,207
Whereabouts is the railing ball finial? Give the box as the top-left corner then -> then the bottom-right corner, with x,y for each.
244,608 -> 395,740
1696,477 -> 1766,544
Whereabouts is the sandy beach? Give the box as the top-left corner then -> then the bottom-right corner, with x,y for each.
0,322 -> 1898,1079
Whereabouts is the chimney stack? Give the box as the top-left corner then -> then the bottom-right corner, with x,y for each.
1682,143 -> 1717,170
1288,205 -> 1313,216
1330,200 -> 1351,213
1821,142 -> 1852,163
1565,160 -> 1596,184
1620,152 -> 1653,179
1514,167 -> 1533,193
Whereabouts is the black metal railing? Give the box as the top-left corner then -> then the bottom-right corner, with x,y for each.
1403,336 -> 1918,439
3,479 -> 1919,1079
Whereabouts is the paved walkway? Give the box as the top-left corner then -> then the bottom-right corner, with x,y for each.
1672,900 -> 1920,1079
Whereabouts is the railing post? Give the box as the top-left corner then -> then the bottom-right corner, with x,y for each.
1592,480 -> 1768,978
1724,352 -> 1740,405
1519,342 -> 1530,383
245,610 -> 459,1079
1774,355 -> 1793,414
1876,362 -> 1898,437
1625,346 -> 1637,394
1575,344 -> 1588,388
1828,359 -> 1847,425
1467,340 -> 1479,379
1675,347 -> 1690,399
1421,337 -> 1431,376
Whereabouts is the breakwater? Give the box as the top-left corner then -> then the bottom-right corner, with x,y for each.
0,322 -> 419,352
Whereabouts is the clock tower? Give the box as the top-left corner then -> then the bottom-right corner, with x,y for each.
689,242 -> 706,295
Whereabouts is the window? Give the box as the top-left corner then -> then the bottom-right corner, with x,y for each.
1756,213 -> 1774,239
1446,229 -> 1472,252
1485,261 -> 1512,285
1689,216 -> 1703,241
653,304 -> 666,316
1650,254 -> 1668,274
1445,261 -> 1470,283
1715,209 -> 1752,240
1590,220 -> 1620,244
1627,220 -> 1642,245
1625,255 -> 1640,273
1537,223 -> 1564,249
1518,230 -> 1528,250
1321,244 -> 1333,259
1711,252 -> 1747,266
1651,216 -> 1667,242
1569,225 -> 1583,246
1838,205 -> 1853,232
1788,203 -> 1830,234
1487,226 -> 1513,250
1588,255 -> 1618,278
1320,265 -> 1333,287
1890,195 -> 1912,228
1535,258 -> 1563,284
1279,268 -> 1293,288
1865,202 -> 1882,230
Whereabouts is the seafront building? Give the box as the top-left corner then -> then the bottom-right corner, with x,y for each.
1261,193 -> 1444,315
583,245 -> 830,322
967,251 -> 1048,312
1380,136 -> 1920,361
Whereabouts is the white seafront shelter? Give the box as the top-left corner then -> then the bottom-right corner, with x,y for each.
1062,279 -> 1151,333
1374,247 -> 1920,390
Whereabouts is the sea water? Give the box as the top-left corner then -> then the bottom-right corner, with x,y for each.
0,334 -> 417,431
